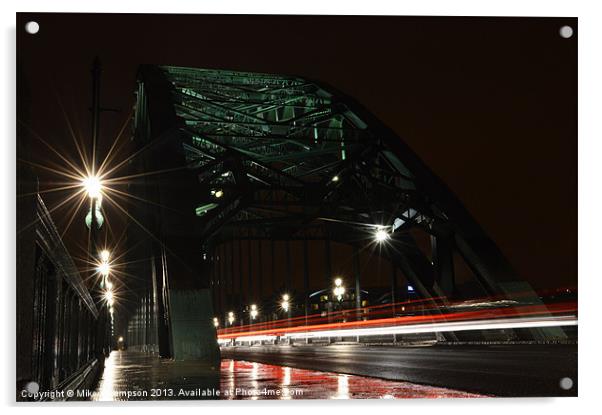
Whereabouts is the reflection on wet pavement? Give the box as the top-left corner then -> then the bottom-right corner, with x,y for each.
220,359 -> 486,399
91,352 -> 485,400
92,351 -> 219,401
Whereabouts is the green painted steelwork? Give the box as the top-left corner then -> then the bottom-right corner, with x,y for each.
158,65 -> 420,246
133,64 -> 551,320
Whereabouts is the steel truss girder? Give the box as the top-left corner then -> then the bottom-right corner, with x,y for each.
133,64 -> 545,312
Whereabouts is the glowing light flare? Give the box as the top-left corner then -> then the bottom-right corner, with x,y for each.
213,317 -> 219,327
100,249 -> 110,262
104,288 -> 115,307
228,312 -> 235,325
250,304 -> 258,320
82,175 -> 103,200
375,227 -> 390,242
281,294 -> 290,312
333,277 -> 346,301
333,286 -> 346,301
97,262 -> 111,276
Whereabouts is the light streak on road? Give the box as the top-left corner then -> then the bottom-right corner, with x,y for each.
218,315 -> 576,345
218,301 -> 577,344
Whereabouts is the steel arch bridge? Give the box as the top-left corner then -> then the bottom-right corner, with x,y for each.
134,65 -> 531,298
126,65 -> 556,357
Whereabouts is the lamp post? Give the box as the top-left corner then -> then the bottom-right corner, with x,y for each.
279,294 -> 291,343
281,294 -> 290,314
84,57 -> 112,359
333,277 -> 346,302
227,312 -> 235,343
333,278 -> 346,317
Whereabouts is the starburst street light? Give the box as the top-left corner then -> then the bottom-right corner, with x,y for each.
375,227 -> 390,242
104,290 -> 114,306
281,294 -> 290,312
333,277 -> 346,301
100,249 -> 110,262
228,311 -> 235,325
97,261 -> 111,277
82,175 -> 103,200
250,304 -> 258,320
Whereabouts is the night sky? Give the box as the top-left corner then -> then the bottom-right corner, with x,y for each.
16,13 -> 577,291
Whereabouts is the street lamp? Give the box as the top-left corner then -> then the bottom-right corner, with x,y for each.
82,175 -> 103,200
213,317 -> 219,328
97,262 -> 110,277
281,294 -> 290,312
104,290 -> 114,306
100,249 -> 110,262
211,189 -> 224,198
250,304 -> 258,320
333,277 -> 346,301
228,311 -> 235,325
374,227 -> 390,242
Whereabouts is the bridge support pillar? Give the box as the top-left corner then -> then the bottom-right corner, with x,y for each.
168,289 -> 220,363
431,232 -> 455,298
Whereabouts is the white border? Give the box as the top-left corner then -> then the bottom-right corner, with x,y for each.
2,1 -> 601,414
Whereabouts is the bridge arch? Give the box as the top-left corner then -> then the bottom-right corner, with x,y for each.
125,65 -> 548,356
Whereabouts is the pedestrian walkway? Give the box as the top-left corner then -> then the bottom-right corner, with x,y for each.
92,351 -> 219,401
91,351 -> 484,400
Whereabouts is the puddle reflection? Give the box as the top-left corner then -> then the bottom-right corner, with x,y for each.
219,359 -> 485,400
95,353 -> 117,401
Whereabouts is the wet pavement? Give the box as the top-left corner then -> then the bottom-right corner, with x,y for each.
222,343 -> 578,397
91,351 -> 219,401
220,359 -> 484,399
90,351 -> 484,400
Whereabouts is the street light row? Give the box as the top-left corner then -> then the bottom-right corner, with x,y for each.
83,175 -> 118,338
213,278 -> 349,328
84,174 -> 393,334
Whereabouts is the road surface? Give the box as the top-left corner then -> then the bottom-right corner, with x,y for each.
220,343 -> 577,397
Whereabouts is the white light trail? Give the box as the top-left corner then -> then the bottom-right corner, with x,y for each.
283,315 -> 577,340
221,315 -> 577,344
